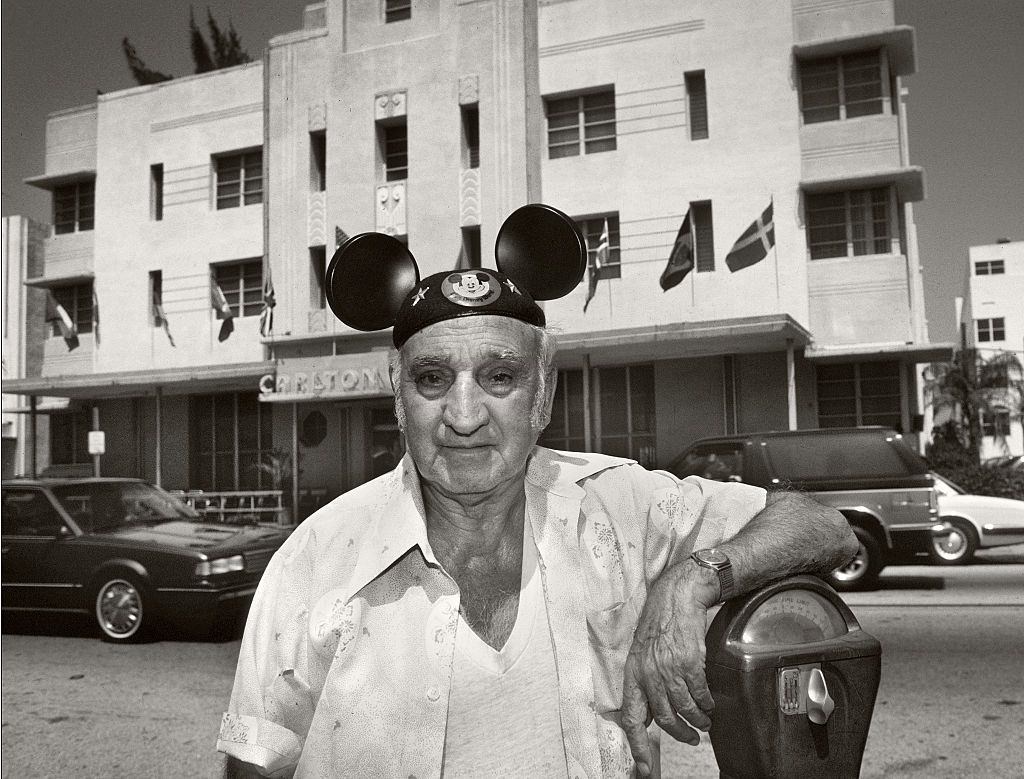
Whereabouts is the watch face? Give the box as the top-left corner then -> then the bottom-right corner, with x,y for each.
695,549 -> 729,567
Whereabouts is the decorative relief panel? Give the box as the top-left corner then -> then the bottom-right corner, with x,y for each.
460,169 -> 480,227
375,91 -> 407,120
308,192 -> 327,247
376,183 -> 407,236
458,75 -> 479,106
308,103 -> 327,132
308,310 -> 328,333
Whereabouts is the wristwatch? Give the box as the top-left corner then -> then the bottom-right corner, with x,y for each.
690,548 -> 735,602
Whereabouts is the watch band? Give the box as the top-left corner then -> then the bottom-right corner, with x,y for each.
691,549 -> 735,602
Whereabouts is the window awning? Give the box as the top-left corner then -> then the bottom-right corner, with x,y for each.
24,169 -> 97,191
24,273 -> 95,289
801,166 -> 925,203
3,361 -> 275,400
805,341 -> 954,364
793,26 -> 917,76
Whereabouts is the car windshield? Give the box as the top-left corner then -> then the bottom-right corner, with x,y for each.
931,472 -> 966,495
50,482 -> 200,532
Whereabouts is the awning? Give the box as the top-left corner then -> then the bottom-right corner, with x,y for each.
553,314 -> 813,366
805,341 -> 955,364
24,272 -> 95,289
24,169 -> 97,191
1,397 -> 78,414
801,166 -> 925,203
793,26 -> 917,75
2,361 -> 276,400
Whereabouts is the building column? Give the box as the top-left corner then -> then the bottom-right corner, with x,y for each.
582,353 -> 592,451
786,339 -> 797,431
292,402 -> 299,525
92,406 -> 101,477
29,395 -> 37,478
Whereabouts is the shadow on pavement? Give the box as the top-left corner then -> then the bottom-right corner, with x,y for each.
1,611 -> 244,643
875,574 -> 946,591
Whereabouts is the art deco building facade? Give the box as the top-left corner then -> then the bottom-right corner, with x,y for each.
9,0 -> 949,516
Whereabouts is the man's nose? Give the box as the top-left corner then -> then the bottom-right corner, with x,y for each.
442,376 -> 488,435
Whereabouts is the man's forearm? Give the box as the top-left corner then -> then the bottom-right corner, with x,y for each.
714,490 -> 858,602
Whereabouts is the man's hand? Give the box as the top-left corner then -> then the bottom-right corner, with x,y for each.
621,560 -> 719,777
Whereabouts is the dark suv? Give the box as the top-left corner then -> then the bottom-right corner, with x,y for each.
667,427 -> 943,590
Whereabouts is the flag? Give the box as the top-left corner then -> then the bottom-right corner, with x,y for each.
45,292 -> 79,350
726,200 -> 775,272
259,276 -> 276,337
152,289 -> 176,347
211,278 -> 234,342
583,219 -> 610,313
660,210 -> 693,291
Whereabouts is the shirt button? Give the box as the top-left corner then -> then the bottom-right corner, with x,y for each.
426,686 -> 441,702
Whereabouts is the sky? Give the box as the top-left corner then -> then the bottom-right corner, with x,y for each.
3,0 -> 1023,344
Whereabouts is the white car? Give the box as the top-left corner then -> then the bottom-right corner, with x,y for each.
930,472 -> 1024,564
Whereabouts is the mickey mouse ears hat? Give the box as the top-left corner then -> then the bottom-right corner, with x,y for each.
325,204 -> 587,348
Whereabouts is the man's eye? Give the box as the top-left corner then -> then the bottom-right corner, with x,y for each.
416,372 -> 445,388
487,371 -> 515,388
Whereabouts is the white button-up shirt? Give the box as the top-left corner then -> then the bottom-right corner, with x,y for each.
217,447 -> 766,777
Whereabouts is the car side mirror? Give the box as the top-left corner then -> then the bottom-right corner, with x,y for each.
728,474 -> 743,482
57,525 -> 73,539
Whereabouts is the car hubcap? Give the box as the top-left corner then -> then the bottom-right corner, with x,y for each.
933,528 -> 967,561
98,580 -> 141,637
833,544 -> 867,582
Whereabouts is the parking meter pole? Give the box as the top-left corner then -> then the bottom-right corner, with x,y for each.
92,406 -> 101,477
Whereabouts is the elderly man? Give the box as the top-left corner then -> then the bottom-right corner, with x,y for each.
218,214 -> 856,778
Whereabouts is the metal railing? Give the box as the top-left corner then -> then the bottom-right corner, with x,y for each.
171,490 -> 289,526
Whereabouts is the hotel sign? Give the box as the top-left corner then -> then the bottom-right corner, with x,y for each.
259,352 -> 392,402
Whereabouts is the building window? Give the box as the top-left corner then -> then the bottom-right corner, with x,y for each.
976,317 -> 1006,342
51,283 -> 93,336
540,369 -> 586,452
692,201 -> 715,272
981,409 -> 1012,438
310,131 -> 326,192
384,0 -> 411,23
53,180 -> 95,234
539,365 -> 656,468
150,270 -> 163,326
213,259 -> 263,317
459,227 -> 481,269
379,121 -> 408,181
50,411 -> 91,465
806,187 -> 892,260
310,247 -> 327,309
544,89 -> 616,159
799,50 -> 884,124
816,361 -> 901,429
576,215 -> 621,280
189,394 -> 274,491
150,164 -> 164,221
215,149 -> 263,209
462,105 -> 480,169
975,260 -> 1005,275
685,70 -> 708,140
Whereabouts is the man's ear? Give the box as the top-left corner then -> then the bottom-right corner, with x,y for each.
538,366 -> 558,430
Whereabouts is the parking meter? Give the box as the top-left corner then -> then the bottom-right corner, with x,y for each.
706,575 -> 881,778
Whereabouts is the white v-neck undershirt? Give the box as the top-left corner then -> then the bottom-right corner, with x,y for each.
441,520 -> 567,776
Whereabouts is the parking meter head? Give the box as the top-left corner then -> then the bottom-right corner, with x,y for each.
705,575 -> 881,778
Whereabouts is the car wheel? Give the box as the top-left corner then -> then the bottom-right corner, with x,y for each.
829,526 -> 882,592
93,574 -> 148,642
930,519 -> 978,566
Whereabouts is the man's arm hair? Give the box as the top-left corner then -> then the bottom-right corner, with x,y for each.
718,489 -> 859,597
224,755 -> 266,779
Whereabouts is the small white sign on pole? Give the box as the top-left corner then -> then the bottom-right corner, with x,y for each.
88,431 -> 106,456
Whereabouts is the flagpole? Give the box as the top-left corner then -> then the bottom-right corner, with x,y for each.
772,197 -> 780,306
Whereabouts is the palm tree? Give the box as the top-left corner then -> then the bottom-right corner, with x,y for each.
923,348 -> 1023,463
122,7 -> 251,87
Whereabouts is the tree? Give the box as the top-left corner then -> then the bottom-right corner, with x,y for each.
923,348 -> 1023,464
123,7 -> 251,86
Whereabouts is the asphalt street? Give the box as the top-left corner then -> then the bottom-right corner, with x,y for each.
2,546 -> 1022,778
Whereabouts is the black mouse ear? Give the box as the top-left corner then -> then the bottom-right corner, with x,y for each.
325,233 -> 420,331
495,203 -> 587,301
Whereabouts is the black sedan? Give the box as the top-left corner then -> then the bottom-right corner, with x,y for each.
2,478 -> 289,641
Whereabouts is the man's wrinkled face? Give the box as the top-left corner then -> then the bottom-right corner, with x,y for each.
396,316 -> 544,497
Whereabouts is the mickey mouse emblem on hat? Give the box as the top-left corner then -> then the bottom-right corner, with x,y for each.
325,204 -> 587,348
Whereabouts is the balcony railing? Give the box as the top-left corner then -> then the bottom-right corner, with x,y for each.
171,489 -> 289,526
